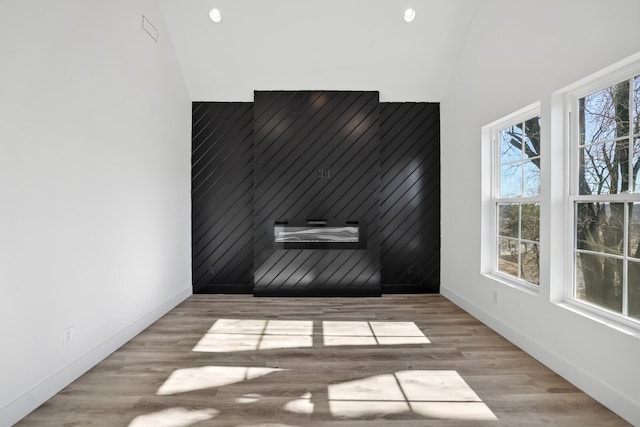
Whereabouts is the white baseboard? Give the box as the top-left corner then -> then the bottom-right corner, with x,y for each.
1,287 -> 192,427
440,284 -> 639,427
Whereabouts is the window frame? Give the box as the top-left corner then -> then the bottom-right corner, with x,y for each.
482,102 -> 542,292
564,60 -> 640,328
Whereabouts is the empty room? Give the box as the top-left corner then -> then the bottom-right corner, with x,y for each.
1,0 -> 639,426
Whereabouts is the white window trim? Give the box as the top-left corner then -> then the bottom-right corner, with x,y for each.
556,52 -> 640,333
481,101 -> 541,294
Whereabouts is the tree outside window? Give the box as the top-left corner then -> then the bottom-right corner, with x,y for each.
574,75 -> 640,320
495,116 -> 541,286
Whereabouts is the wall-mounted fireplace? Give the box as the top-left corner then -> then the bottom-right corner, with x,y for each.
271,220 -> 367,249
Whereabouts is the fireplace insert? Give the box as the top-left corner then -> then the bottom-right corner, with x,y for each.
269,219 -> 367,249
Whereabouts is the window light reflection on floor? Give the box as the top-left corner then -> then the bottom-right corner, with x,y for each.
153,367 -> 496,422
128,407 -> 219,427
233,424 -> 302,427
235,393 -> 263,404
235,392 -> 314,415
323,321 -> 430,346
192,319 -> 430,353
283,392 -> 314,414
156,366 -> 284,396
327,370 -> 497,420
193,319 -> 313,352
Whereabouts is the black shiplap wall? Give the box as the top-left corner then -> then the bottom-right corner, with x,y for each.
380,103 -> 440,292
253,91 -> 381,296
191,98 -> 440,295
191,102 -> 254,293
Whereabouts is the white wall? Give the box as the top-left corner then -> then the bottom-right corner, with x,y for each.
440,0 -> 640,425
0,1 -> 192,424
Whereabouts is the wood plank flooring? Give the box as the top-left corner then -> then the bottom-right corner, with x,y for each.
16,295 -> 629,426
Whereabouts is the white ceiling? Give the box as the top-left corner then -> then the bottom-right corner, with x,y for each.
158,0 -> 478,102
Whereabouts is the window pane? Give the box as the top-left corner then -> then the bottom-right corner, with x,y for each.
521,203 -> 540,241
581,82 -> 630,145
523,160 -> 540,197
579,141 -> 627,195
633,75 -> 639,136
635,137 -> 640,192
523,117 -> 541,157
629,260 -> 640,320
500,125 -> 523,164
575,253 -> 623,313
521,242 -> 539,285
501,163 -> 521,197
576,202 -> 624,255
497,238 -> 519,278
629,203 -> 640,259
498,204 -> 519,238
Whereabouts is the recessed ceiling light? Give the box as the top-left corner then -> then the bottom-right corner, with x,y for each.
404,8 -> 416,23
209,8 -> 222,23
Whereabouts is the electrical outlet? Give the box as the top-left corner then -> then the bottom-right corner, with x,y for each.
492,290 -> 498,305
63,326 -> 75,347
209,266 -> 215,275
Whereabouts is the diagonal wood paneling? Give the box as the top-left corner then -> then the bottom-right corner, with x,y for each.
380,103 -> 440,292
190,98 -> 440,295
192,102 -> 254,293
253,91 -> 381,296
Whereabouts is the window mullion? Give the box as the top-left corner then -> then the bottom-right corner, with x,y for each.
518,203 -> 523,279
493,131 -> 500,274
575,248 -> 625,261
521,121 -> 526,198
495,196 -> 540,203
623,202 -> 629,316
629,77 -> 636,194
572,201 -> 578,300
570,193 -> 640,203
568,102 -> 577,196
493,132 -> 499,198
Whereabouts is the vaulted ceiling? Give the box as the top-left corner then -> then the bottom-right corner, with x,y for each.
158,0 -> 478,102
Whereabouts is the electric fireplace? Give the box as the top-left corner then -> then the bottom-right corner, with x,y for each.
270,219 -> 367,249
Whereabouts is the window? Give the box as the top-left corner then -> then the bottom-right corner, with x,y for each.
569,71 -> 640,321
486,105 -> 541,287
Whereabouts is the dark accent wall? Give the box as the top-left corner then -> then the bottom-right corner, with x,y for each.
380,103 -> 440,292
190,96 -> 440,295
191,102 -> 254,293
253,91 -> 381,296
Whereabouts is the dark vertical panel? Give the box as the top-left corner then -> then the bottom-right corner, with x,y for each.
190,98 -> 439,295
253,91 -> 381,296
192,102 -> 254,293
380,103 -> 440,292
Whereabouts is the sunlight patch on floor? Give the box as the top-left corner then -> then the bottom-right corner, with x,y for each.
329,373 -> 406,401
193,319 -> 313,352
193,319 -> 430,352
396,370 -> 481,401
128,407 -> 219,427
157,366 -> 284,396
328,370 -> 497,420
410,401 -> 497,420
329,400 -> 410,418
282,392 -> 314,414
233,424 -> 302,427
235,393 -> 263,404
323,321 -> 431,346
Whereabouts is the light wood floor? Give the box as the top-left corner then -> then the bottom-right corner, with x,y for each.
17,294 -> 629,426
